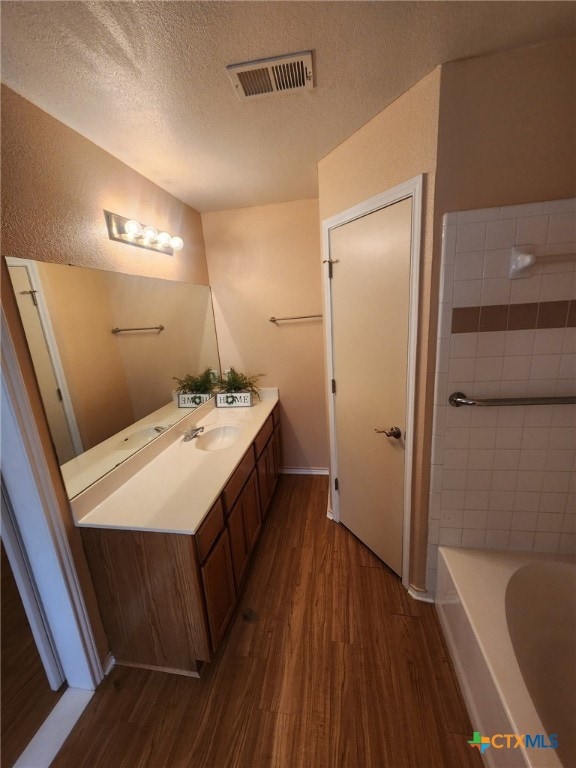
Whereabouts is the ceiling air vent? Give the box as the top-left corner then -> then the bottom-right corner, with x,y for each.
226,51 -> 314,100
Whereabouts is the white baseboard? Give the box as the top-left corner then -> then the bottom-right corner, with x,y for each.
280,467 -> 329,476
408,586 -> 435,603
14,688 -> 94,768
103,653 -> 115,675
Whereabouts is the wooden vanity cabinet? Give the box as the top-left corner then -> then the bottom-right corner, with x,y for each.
223,448 -> 262,589
81,527 -> 212,676
200,528 -> 236,651
226,468 -> 261,588
273,404 -> 282,472
196,499 -> 236,652
82,496 -> 237,675
80,404 -> 280,677
256,409 -> 281,518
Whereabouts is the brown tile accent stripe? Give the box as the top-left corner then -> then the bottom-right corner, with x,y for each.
480,305 -> 509,332
452,300 -> 575,333
508,303 -> 539,331
451,307 -> 480,334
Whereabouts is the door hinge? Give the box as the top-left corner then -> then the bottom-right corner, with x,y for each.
56,388 -> 63,402
334,477 -> 339,492
21,289 -> 38,306
331,379 -> 336,394
322,258 -> 338,279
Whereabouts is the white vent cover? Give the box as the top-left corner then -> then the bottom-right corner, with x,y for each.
226,51 -> 314,100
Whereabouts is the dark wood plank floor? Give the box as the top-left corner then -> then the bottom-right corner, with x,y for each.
1,542 -> 65,768
52,475 -> 482,768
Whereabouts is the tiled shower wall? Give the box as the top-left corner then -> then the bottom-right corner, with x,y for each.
428,197 -> 576,593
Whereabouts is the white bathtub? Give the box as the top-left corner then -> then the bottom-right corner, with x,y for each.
436,547 -> 576,768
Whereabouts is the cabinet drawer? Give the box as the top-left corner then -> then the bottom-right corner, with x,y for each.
195,497 -> 225,563
223,448 -> 255,513
254,415 -> 273,458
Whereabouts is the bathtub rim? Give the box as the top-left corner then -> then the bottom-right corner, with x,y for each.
436,546 -> 575,768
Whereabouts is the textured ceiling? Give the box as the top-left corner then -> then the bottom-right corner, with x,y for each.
1,1 -> 575,212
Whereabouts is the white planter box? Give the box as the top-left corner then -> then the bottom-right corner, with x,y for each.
177,393 -> 212,408
216,392 -> 253,408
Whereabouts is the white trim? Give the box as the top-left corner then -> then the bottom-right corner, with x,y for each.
1,308 -> 104,690
408,587 -> 434,603
280,466 -> 329,475
13,688 -> 94,768
321,175 -> 424,590
5,257 -> 84,455
1,489 -> 65,690
103,653 -> 116,676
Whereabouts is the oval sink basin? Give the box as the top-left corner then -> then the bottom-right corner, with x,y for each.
118,427 -> 158,450
195,425 -> 242,451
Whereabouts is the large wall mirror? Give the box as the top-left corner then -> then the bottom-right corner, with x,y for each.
6,257 -> 220,498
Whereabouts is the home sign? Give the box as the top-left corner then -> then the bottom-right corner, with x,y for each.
216,393 -> 253,408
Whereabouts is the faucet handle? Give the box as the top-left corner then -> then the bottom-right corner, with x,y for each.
183,425 -> 205,441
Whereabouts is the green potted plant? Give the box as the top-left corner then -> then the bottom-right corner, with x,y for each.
173,368 -> 217,408
215,367 -> 263,408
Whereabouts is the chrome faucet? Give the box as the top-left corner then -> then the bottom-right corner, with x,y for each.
154,424 -> 174,434
183,425 -> 205,442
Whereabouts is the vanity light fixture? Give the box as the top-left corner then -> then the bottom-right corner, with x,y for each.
104,211 -> 184,255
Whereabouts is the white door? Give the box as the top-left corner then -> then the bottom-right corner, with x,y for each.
7,262 -> 81,464
324,179 -> 422,580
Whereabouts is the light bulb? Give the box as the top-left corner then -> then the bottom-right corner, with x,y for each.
157,231 -> 172,247
170,236 -> 184,251
142,225 -> 158,243
124,219 -> 142,238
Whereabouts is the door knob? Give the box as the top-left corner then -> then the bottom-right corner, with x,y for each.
374,426 -> 402,439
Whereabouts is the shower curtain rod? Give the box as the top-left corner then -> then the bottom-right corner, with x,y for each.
449,391 -> 576,408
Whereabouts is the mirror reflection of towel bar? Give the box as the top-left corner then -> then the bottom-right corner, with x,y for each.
269,314 -> 323,323
449,391 -> 576,407
111,325 -> 165,334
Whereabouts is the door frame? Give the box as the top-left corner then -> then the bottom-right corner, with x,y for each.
1,486 -> 66,691
6,257 -> 84,457
1,306 -> 104,690
321,175 -> 423,587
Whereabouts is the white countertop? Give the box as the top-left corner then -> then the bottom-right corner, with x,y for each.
74,389 -> 278,535
61,399 -> 196,500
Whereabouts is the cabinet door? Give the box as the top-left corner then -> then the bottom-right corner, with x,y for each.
201,528 -> 236,651
258,436 -> 279,518
227,469 -> 261,588
81,528 -> 211,672
227,496 -> 249,587
257,444 -> 271,515
243,469 -> 261,554
274,424 -> 282,477
267,435 -> 278,498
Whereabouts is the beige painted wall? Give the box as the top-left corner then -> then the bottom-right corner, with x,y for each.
318,68 -> 442,592
202,199 -> 329,470
1,86 -> 208,284
436,38 -> 576,217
